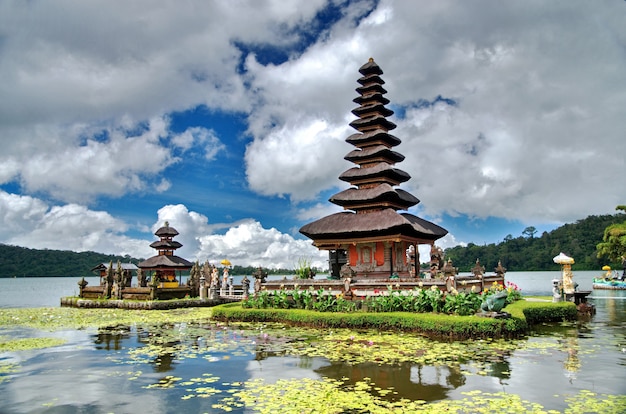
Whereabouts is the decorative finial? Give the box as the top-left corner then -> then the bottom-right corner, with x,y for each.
369,57 -> 374,62
165,221 -> 169,227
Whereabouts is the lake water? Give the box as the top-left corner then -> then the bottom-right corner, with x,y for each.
0,271 -> 625,413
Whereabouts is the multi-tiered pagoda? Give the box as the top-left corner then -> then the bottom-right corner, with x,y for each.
300,58 -> 447,279
138,221 -> 193,287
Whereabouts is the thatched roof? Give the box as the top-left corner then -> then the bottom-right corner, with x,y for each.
344,145 -> 405,164
349,114 -> 396,132
330,184 -> 419,210
138,255 -> 193,270
338,163 -> 411,184
149,240 -> 183,249
345,129 -> 401,147
299,209 -> 447,242
155,222 -> 179,237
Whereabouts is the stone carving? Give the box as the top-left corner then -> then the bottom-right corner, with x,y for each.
241,275 -> 250,298
340,264 -> 356,279
471,259 -> 485,278
481,289 -> 508,313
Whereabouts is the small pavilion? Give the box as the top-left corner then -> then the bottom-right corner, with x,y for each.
138,221 -> 192,287
300,58 -> 448,279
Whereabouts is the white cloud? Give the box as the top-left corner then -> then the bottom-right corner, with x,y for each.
196,219 -> 327,269
171,127 -> 226,161
245,118 -> 351,200
0,195 -> 326,269
0,0 -> 625,256
244,0 -> 626,225
0,191 -> 152,257
149,204 -> 326,270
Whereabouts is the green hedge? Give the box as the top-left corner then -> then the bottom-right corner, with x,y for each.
507,300 -> 578,325
212,300 -> 577,339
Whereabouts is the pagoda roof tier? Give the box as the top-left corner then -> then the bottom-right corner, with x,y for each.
344,145 -> 405,164
149,240 -> 183,249
358,58 -> 384,76
357,74 -> 385,86
356,83 -> 387,96
138,255 -> 193,270
349,115 -> 396,132
353,92 -> 390,106
300,209 -> 447,243
330,184 -> 419,210
155,222 -> 179,237
351,102 -> 394,118
338,163 -> 411,185
346,129 -> 401,148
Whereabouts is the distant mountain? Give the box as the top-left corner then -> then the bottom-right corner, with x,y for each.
443,213 -> 626,272
0,244 -> 143,278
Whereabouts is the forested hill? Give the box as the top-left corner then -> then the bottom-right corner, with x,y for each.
1,212 -> 623,276
444,213 -> 626,272
0,244 -> 141,278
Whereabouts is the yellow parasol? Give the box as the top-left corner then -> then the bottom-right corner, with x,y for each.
602,265 -> 611,271
220,259 -> 232,267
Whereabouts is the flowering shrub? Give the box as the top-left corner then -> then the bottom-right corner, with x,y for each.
242,280 -> 522,315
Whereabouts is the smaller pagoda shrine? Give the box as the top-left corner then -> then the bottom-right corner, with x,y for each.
138,221 -> 193,288
300,58 -> 448,279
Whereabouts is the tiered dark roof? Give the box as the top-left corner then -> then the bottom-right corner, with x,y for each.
300,58 -> 447,246
138,222 -> 193,270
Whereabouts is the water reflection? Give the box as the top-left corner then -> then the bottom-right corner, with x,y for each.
94,326 -> 131,351
315,361 -> 469,402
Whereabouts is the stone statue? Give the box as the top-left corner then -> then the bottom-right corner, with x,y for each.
188,261 -> 200,297
241,275 -> 250,298
481,289 -> 508,313
442,258 -> 457,278
114,261 -> 124,299
562,263 -> 575,295
105,260 -> 114,298
340,264 -> 356,279
222,267 -> 230,287
429,245 -> 444,278
494,261 -> 507,277
137,268 -> 146,287
471,259 -> 485,278
211,266 -> 219,288
252,266 -> 267,283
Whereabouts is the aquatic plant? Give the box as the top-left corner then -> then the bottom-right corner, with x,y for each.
0,337 -> 66,352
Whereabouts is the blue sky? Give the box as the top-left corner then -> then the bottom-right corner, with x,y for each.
0,0 -> 625,270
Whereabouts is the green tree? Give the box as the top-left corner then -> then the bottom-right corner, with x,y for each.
596,205 -> 626,262
522,226 -> 537,239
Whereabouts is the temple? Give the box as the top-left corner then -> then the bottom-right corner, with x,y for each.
138,221 -> 193,287
300,58 -> 448,279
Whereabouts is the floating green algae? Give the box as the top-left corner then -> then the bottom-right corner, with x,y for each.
0,307 -> 214,330
133,373 -> 625,413
0,336 -> 66,352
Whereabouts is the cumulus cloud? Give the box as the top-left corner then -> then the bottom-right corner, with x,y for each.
0,190 -> 153,257
152,204 -> 326,269
245,118 -> 351,200
0,0 -> 625,259
244,0 -> 626,225
0,195 -> 326,269
196,219 -> 326,269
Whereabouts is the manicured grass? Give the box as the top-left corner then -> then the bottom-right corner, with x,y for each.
211,299 -> 577,339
